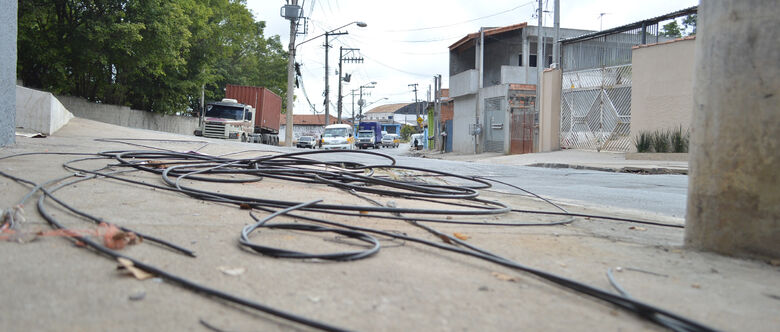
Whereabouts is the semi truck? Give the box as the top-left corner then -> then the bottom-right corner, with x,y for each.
356,121 -> 382,149
196,99 -> 256,142
195,84 -> 281,145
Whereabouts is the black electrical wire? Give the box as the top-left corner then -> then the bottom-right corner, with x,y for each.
0,169 -> 195,257
31,177 -> 351,332
0,144 -> 716,332
241,200 -> 381,261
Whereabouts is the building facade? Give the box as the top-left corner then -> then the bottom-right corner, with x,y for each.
279,114 -> 339,143
448,23 -> 593,154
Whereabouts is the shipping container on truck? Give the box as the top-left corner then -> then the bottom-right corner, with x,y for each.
225,84 -> 282,145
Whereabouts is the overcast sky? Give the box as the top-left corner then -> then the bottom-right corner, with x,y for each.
246,0 -> 698,116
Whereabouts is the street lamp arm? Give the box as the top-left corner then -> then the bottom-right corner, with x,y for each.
296,21 -> 367,48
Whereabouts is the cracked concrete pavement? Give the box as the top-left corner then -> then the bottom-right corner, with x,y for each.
1,118 -> 778,331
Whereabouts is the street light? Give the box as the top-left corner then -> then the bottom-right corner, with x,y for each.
364,97 -> 388,108
282,20 -> 367,147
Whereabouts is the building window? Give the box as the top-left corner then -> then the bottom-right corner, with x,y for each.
518,53 -> 523,67
529,54 -> 537,68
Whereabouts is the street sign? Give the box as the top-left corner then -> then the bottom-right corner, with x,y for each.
416,116 -> 423,126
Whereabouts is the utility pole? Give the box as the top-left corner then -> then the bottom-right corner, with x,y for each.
337,47 -> 363,123
553,0 -> 560,67
323,31 -> 347,126
350,89 -> 357,125
282,0 -> 301,147
536,0 -> 544,115
433,75 -> 442,151
408,83 -> 419,125
358,84 -> 375,123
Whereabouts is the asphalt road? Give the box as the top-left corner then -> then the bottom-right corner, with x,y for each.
287,142 -> 688,221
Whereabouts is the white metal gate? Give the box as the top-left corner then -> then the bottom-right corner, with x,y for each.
560,64 -> 632,151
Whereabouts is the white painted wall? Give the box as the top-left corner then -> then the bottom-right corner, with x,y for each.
16,86 -> 74,135
630,38 -> 696,149
279,124 -> 324,142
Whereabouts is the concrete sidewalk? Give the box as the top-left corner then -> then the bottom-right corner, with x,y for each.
412,149 -> 689,174
2,118 -> 777,332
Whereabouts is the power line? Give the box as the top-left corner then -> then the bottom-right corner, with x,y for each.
361,53 -> 433,78
384,1 -> 535,32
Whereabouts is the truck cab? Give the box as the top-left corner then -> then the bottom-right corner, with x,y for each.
356,122 -> 382,149
199,99 -> 255,142
321,124 -> 354,150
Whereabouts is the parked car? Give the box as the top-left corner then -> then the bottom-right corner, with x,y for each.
296,136 -> 315,148
381,134 -> 400,148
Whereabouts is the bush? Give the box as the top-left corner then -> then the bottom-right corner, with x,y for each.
635,127 -> 690,153
634,132 -> 652,152
670,126 -> 690,153
651,130 -> 671,153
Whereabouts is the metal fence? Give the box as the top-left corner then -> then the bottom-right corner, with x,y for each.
559,6 -> 696,151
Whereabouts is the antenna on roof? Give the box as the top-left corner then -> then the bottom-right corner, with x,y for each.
598,13 -> 610,31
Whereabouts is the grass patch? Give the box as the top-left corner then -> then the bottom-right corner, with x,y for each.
670,126 -> 690,153
635,127 -> 690,153
634,132 -> 653,153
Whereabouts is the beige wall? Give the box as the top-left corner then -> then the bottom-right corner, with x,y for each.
539,69 -> 561,152
630,38 -> 696,149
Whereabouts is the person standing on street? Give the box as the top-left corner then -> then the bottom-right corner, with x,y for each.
440,126 -> 447,152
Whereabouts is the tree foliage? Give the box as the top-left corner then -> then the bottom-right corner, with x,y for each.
682,14 -> 697,35
661,14 -> 697,38
661,21 -> 682,38
17,0 -> 288,114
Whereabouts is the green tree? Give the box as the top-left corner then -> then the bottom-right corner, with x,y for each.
400,124 -> 417,140
18,0 -> 287,115
661,20 -> 682,38
682,14 -> 697,35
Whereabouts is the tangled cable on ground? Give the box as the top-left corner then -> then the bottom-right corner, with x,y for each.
0,140 -> 714,332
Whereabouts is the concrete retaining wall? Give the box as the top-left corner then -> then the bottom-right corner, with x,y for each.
16,86 -> 74,134
630,38 -> 696,148
57,95 -> 199,136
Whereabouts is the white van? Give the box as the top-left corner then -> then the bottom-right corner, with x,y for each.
321,124 -> 354,150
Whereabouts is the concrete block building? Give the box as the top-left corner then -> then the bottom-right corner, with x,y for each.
448,23 -> 593,154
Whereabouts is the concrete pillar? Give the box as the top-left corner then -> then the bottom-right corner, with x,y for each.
686,0 -> 780,259
0,0 -> 17,146
539,69 -> 561,152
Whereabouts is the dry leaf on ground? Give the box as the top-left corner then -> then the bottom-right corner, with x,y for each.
117,257 -> 153,280
453,232 -> 470,241
219,266 -> 246,276
491,272 -> 519,282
